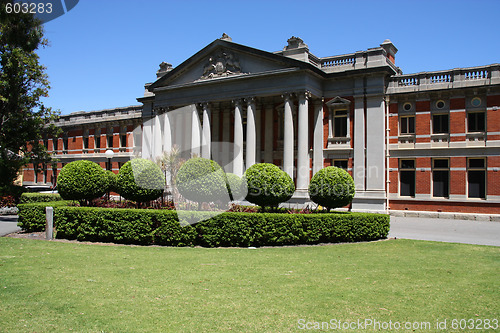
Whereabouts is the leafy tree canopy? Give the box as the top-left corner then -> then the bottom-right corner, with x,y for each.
0,1 -> 59,186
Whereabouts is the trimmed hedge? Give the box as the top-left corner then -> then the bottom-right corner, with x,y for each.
20,193 -> 62,204
243,163 -> 295,208
57,160 -> 107,203
18,202 -> 389,247
309,167 -> 355,210
176,158 -> 228,204
116,159 -> 164,203
17,200 -> 73,232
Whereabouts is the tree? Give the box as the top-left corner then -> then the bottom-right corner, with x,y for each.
0,1 -> 59,187
308,166 -> 355,211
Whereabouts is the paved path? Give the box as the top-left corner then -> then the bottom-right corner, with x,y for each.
0,215 -> 21,236
1,215 -> 499,246
389,216 -> 500,246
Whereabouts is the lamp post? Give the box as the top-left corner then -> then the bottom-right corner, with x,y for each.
105,149 -> 114,171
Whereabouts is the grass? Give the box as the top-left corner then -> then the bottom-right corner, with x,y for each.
0,238 -> 498,332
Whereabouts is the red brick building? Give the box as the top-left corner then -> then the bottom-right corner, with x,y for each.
21,36 -> 500,215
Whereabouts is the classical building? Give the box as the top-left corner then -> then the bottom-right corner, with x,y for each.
23,34 -> 500,214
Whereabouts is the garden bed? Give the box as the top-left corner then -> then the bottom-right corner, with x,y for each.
17,201 -> 389,247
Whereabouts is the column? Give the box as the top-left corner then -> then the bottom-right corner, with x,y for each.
152,113 -> 162,160
296,92 -> 310,190
191,105 -> 201,157
162,111 -> 172,153
175,112 -> 183,152
313,99 -> 324,174
283,94 -> 294,178
233,100 -> 244,177
264,105 -> 273,163
141,102 -> 153,159
201,103 -> 211,159
366,95 -> 385,191
222,108 -> 231,172
245,97 -> 256,168
353,96 -> 365,191
255,103 -> 262,163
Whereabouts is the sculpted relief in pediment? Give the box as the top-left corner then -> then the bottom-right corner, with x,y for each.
199,49 -> 245,80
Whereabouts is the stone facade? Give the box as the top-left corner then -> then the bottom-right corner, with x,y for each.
23,35 -> 500,214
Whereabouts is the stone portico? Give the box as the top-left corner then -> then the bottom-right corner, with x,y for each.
137,34 -> 398,211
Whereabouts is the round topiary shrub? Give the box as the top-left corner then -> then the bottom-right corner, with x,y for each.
225,173 -> 246,201
175,157 -> 228,204
308,166 -> 355,211
116,158 -> 164,203
242,163 -> 295,208
57,160 -> 107,204
104,170 -> 117,194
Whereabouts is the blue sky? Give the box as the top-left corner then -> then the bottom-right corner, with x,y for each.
38,0 -> 500,115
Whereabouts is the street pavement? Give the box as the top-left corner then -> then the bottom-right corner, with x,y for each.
389,216 -> 500,246
1,215 -> 499,246
0,215 -> 21,236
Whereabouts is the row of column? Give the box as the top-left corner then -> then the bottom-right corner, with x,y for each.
144,92 -> 323,191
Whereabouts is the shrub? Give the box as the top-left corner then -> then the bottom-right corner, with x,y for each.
17,200 -> 72,232
308,167 -> 355,210
242,163 -> 295,208
116,159 -> 164,204
20,192 -> 62,204
18,201 -> 389,246
103,170 -> 117,194
225,173 -> 246,201
57,160 -> 107,205
176,158 -> 228,204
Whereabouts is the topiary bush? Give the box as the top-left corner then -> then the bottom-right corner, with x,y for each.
225,173 -> 246,201
116,159 -> 164,204
242,163 -> 295,208
175,157 -> 228,205
57,160 -> 107,205
20,192 -> 62,203
308,166 -> 355,211
104,170 -> 117,194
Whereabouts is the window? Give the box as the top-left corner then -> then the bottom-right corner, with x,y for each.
120,134 -> 127,147
83,136 -> 89,150
333,109 -> 348,137
63,137 -> 68,153
468,158 -> 486,199
332,159 -> 348,169
400,159 -> 415,197
467,111 -> 485,132
432,114 -> 449,134
107,135 -> 113,148
432,159 -> 449,197
53,138 -> 58,151
95,136 -> 101,150
400,116 -> 415,135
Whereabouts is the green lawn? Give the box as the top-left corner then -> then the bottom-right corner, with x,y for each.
0,238 -> 498,332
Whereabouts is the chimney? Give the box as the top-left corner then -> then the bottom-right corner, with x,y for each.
156,62 -> 173,78
380,39 -> 398,64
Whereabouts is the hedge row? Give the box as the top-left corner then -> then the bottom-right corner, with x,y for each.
17,204 -> 389,247
20,193 -> 63,204
17,201 -> 73,232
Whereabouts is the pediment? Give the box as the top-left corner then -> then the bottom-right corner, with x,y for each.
326,96 -> 351,108
148,39 -> 319,91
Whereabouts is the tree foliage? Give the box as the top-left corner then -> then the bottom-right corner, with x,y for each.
308,166 -> 355,211
0,2 -> 59,186
242,163 -> 295,208
57,160 -> 107,205
116,159 -> 164,204
175,157 -> 228,204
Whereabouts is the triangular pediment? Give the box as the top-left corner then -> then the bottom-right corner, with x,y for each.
326,96 -> 351,108
148,39 -> 321,91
